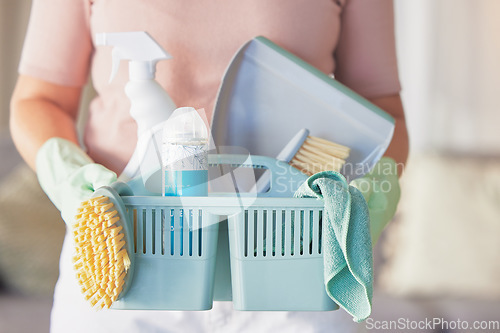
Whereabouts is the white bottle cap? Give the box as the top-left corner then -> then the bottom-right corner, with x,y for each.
164,107 -> 209,143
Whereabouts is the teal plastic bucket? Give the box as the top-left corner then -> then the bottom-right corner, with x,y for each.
110,155 -> 338,311
109,195 -> 338,311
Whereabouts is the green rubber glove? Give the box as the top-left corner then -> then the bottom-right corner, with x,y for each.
36,137 -> 117,225
350,157 -> 401,246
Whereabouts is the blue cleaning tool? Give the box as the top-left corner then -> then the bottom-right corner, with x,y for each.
212,36 -> 395,182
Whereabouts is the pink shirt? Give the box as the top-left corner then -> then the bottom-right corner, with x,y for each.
19,0 -> 400,174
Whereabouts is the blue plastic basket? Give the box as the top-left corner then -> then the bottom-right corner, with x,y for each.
110,155 -> 337,311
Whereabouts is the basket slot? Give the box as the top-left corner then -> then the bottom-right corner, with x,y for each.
253,210 -> 258,257
162,209 -> 171,255
134,208 -> 144,254
128,208 -> 137,253
192,209 -> 201,257
294,209 -> 301,256
304,210 -> 312,255
242,211 -> 247,257
252,211 -> 257,256
283,209 -> 292,257
289,210 -> 294,256
181,209 -> 186,256
180,209 -> 187,256
250,210 -> 255,257
311,209 -> 322,255
144,208 -> 153,255
193,208 -> 201,257
265,209 -> 273,257
199,209 -> 205,257
255,209 -> 264,257
200,209 -> 207,257
141,208 -> 149,254
185,209 -> 195,257
173,208 -> 179,256
310,209 -> 316,255
244,210 -> 253,257
186,209 -> 192,256
318,210 -> 323,254
154,208 -> 162,255
274,210 -> 282,256
143,210 -> 148,254
172,208 -> 183,256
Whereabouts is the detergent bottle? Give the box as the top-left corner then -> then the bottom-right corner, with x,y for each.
96,31 -> 176,186
162,107 -> 209,197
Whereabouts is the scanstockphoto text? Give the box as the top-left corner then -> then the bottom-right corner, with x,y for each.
365,317 -> 500,332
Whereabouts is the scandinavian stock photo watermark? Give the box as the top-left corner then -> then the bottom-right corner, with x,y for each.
364,317 -> 500,331
271,158 -> 404,195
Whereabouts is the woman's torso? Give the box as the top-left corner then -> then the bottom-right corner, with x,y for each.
85,0 -> 345,173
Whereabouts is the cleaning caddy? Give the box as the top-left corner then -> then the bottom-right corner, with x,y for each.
72,33 -> 395,321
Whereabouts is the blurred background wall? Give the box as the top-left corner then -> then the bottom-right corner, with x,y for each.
0,3 -> 64,331
396,0 -> 500,154
0,0 -> 30,132
1,0 -> 500,332
379,0 -> 500,300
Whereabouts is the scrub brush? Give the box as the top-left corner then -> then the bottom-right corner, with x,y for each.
287,129 -> 350,176
72,182 -> 135,309
256,128 -> 350,193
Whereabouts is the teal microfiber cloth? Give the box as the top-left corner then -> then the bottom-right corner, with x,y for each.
294,171 -> 373,322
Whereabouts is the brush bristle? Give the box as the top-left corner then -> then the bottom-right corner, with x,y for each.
290,136 -> 350,176
73,195 -> 130,309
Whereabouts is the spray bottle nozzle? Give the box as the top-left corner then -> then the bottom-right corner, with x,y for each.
95,31 -> 172,82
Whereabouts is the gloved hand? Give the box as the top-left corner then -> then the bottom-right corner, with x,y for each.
350,157 -> 401,246
36,137 -> 117,225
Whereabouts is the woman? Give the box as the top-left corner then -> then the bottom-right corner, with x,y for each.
10,0 -> 408,332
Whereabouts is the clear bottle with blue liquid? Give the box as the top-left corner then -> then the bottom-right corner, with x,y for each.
162,107 -> 209,197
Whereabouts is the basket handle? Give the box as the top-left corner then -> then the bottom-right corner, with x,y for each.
126,154 -> 307,197
208,154 -> 308,197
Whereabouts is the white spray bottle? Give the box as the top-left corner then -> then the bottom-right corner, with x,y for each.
96,31 -> 176,188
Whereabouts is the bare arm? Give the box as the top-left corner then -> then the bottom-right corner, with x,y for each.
10,75 -> 83,171
369,93 -> 409,175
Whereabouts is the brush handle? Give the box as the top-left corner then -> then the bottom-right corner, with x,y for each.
276,128 -> 310,161
255,129 -> 309,194
107,181 -> 134,197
